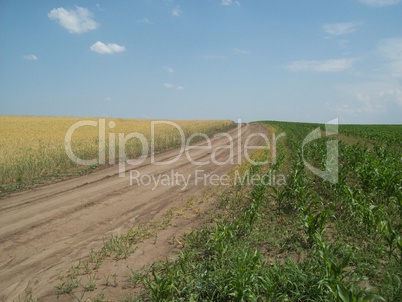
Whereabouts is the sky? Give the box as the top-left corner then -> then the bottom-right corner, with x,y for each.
0,0 -> 401,124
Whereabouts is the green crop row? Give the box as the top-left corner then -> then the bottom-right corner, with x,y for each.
115,122 -> 400,301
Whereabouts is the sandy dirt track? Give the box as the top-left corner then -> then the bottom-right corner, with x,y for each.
0,124 -> 268,301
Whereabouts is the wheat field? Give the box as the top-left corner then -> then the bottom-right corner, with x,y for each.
0,116 -> 234,193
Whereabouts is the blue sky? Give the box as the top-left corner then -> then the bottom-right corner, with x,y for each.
1,0 -> 401,123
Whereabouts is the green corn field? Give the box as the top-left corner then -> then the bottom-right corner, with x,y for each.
121,121 -> 401,301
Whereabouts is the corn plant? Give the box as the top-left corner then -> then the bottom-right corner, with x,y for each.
223,249 -> 267,301
314,234 -> 384,302
268,185 -> 287,214
380,219 -> 400,259
83,274 -> 97,292
301,210 -> 328,247
56,275 -> 80,296
141,263 -> 180,301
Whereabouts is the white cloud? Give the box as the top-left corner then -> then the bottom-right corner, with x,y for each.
378,38 -> 402,61
378,38 -> 402,78
379,89 -> 402,107
339,39 -> 350,49
163,83 -> 174,89
332,37 -> 402,122
163,83 -> 184,90
355,93 -> 383,113
203,55 -> 227,60
358,0 -> 401,6
221,0 -> 240,6
23,54 -> 38,61
48,6 -> 98,34
90,41 -> 125,54
172,6 -> 182,17
164,66 -> 174,73
333,74 -> 402,123
137,17 -> 152,24
337,89 -> 402,116
287,58 -> 355,72
336,94 -> 381,115
233,48 -> 250,55
96,3 -> 104,11
322,21 -> 362,37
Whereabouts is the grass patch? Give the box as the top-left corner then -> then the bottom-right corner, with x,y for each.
122,122 -> 400,301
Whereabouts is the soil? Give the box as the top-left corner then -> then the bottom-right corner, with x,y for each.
0,123 -> 268,301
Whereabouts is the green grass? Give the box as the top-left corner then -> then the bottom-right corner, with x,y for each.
121,121 -> 401,301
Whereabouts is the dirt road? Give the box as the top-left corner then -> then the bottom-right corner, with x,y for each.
0,124 -> 268,301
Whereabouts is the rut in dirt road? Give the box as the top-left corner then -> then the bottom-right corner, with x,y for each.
0,123 -> 269,301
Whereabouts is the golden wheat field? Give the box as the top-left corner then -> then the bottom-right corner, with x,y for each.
0,116 -> 234,193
